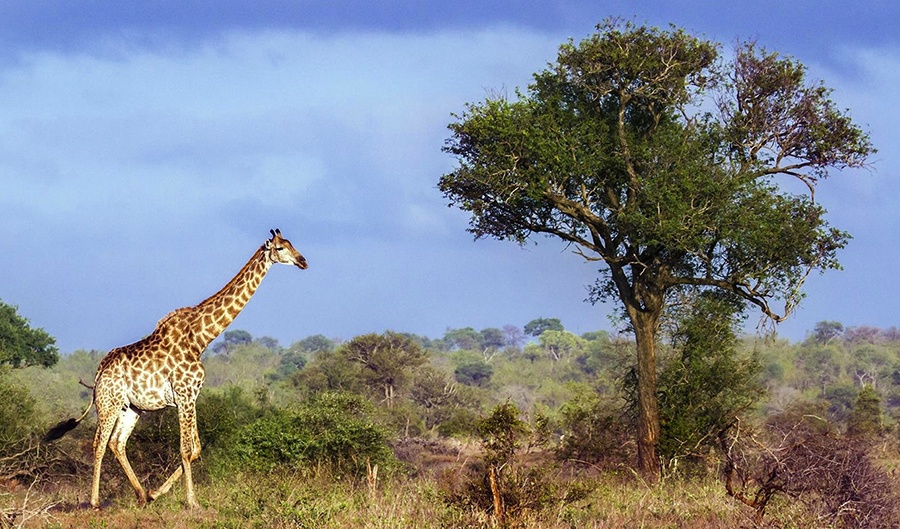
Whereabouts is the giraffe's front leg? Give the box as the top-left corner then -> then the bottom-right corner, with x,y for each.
178,400 -> 201,509
150,395 -> 202,509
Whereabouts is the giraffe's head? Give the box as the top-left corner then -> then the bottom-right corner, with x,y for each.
265,228 -> 308,269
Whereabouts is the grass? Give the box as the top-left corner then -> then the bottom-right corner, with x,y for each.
1,463 -> 830,529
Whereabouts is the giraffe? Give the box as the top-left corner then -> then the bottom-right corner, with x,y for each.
45,228 -> 307,509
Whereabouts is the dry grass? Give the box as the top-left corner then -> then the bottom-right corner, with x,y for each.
0,463 -> 832,529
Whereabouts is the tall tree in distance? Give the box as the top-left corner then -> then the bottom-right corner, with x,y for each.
439,20 -> 873,481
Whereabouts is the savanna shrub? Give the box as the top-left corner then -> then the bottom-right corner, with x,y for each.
126,385 -> 264,478
198,385 -> 263,448
441,402 -> 573,520
556,386 -> 631,467
0,370 -> 37,452
723,403 -> 900,528
436,407 -> 480,437
232,391 -> 393,475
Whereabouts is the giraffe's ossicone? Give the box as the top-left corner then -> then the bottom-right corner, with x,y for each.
45,229 -> 307,509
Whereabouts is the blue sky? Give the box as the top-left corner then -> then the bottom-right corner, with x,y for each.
2,1 -> 899,352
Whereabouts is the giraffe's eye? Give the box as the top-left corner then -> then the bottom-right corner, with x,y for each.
275,247 -> 284,251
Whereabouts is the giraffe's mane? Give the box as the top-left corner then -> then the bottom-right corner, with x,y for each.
155,307 -> 193,330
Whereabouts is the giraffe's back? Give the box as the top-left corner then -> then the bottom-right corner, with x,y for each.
94,310 -> 205,412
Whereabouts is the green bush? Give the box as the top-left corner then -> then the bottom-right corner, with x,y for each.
124,384 -> 264,479
198,385 -> 264,448
656,291 -> 762,466
232,391 -> 393,475
556,387 -> 630,466
436,408 -> 481,438
0,369 -> 37,452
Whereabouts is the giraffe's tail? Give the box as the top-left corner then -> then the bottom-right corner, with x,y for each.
43,386 -> 95,442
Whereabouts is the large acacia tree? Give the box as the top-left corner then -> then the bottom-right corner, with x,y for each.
439,21 -> 873,481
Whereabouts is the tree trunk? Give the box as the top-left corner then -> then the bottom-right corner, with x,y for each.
632,311 -> 662,483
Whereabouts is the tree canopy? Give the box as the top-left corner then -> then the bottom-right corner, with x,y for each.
524,317 -> 564,337
0,300 -> 58,368
439,20 -> 873,481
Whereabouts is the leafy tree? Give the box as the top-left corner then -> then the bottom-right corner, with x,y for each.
455,360 -> 495,387
0,300 -> 58,368
523,318 -> 564,337
439,20 -> 873,480
270,335 -> 335,381
255,336 -> 281,352
291,334 -> 335,355
479,327 -> 506,351
341,332 -> 427,407
810,321 -> 844,345
270,349 -> 307,381
537,330 -> 587,361
478,402 -> 529,469
442,327 -> 481,351
291,348 -> 366,395
847,384 -> 883,438
211,329 -> 253,355
203,341 -> 281,390
409,365 -> 480,432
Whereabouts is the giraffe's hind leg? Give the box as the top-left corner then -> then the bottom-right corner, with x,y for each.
108,406 -> 149,505
91,407 -> 118,509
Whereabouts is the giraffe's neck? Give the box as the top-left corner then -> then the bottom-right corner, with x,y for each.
191,246 -> 272,348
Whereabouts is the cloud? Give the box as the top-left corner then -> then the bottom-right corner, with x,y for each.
0,27 -> 572,351
5,12 -> 897,352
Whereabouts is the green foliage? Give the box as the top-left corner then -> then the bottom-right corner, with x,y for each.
291,348 -> 366,395
847,385 -> 883,438
270,349 -> 307,381
203,341 -> 281,391
342,332 -> 427,405
232,391 -> 393,475
0,369 -> 37,452
436,407 -> 481,437
477,401 -> 529,468
656,291 -> 763,464
810,320 -> 844,345
291,334 -> 336,354
556,386 -> 630,466
441,327 -> 481,351
524,318 -> 564,337
441,402 -> 574,522
255,335 -> 281,352
537,330 -> 586,361
409,365 -> 481,433
211,329 -> 253,354
0,300 -> 59,368
199,386 -> 264,448
454,360 -> 494,387
439,19 -> 873,479
439,20 -> 869,315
